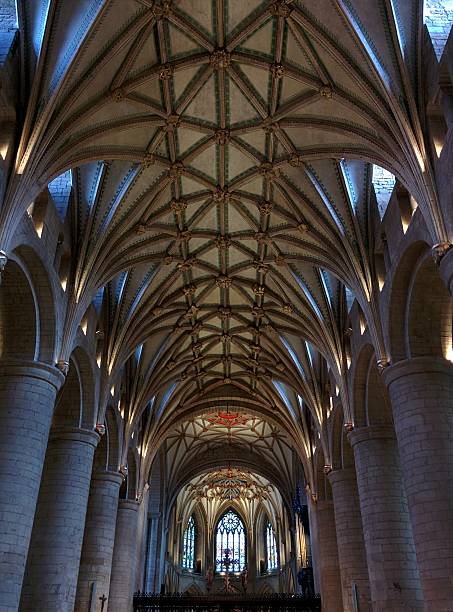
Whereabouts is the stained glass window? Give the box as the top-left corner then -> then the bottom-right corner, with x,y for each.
182,516 -> 195,569
215,509 -> 246,573
266,521 -> 278,570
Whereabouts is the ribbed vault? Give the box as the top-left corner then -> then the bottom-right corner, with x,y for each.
1,0 -> 442,484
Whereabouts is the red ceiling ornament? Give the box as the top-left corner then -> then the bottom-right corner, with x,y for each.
205,412 -> 251,428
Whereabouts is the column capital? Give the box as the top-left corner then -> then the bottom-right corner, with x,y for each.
348,424 -> 395,447
92,470 -> 124,486
383,356 -> 453,386
49,427 -> 100,447
118,498 -> 140,512
0,359 -> 65,390
439,243 -> 453,294
327,467 -> 356,486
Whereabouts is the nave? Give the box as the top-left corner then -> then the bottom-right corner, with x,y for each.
1,1 -> 453,611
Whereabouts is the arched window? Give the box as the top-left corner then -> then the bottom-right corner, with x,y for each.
215,509 -> 246,573
182,516 -> 196,569
266,521 -> 278,570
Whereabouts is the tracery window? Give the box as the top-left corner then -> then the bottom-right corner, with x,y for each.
266,521 -> 278,570
215,509 -> 246,573
182,515 -> 195,570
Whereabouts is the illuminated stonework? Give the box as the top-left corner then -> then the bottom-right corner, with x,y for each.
188,467 -> 270,501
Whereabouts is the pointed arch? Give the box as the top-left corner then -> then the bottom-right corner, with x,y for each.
182,515 -> 196,570
215,508 -> 247,573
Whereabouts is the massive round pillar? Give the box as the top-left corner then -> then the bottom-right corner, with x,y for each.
20,427 -> 99,612
108,499 -> 140,612
75,470 -> 123,612
315,500 -> 343,612
328,468 -> 371,612
0,361 -> 64,612
349,425 -> 425,611
384,357 -> 453,610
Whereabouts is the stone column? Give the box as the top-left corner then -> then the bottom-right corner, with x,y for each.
348,425 -> 425,611
134,487 -> 149,593
307,498 -> 320,593
144,514 -> 161,592
108,499 -> 140,612
328,468 -> 371,612
75,470 -> 123,612
384,357 -> 453,610
0,361 -> 64,612
20,427 -> 99,612
315,500 -> 343,612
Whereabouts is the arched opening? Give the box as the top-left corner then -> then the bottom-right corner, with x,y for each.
265,520 -> 278,572
0,259 -> 36,360
215,509 -> 247,574
182,515 -> 196,570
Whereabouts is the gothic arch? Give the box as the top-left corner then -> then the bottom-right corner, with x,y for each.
353,344 -> 392,428
13,245 -> 57,363
105,405 -> 121,471
407,251 -> 452,359
330,405 -> 354,471
0,258 -> 37,360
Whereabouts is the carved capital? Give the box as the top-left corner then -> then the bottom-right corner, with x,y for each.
432,242 -> 453,265
215,234 -> 231,250
182,283 -> 196,296
111,87 -> 126,102
177,257 -> 196,271
214,129 -> 230,145
216,275 -> 232,289
210,49 -> 231,70
270,0 -> 293,17
95,423 -> 106,435
259,162 -> 279,180
319,84 -> 333,98
270,62 -> 284,79
152,1 -> 172,19
170,199 -> 188,213
377,358 -> 390,373
142,153 -> 155,168
255,231 -> 272,245
168,161 -> 185,178
57,360 -> 70,376
289,153 -> 303,167
165,114 -> 180,131
159,63 -> 173,80
218,307 -> 232,320
258,200 -> 273,215
212,187 -> 231,203
253,284 -> 265,296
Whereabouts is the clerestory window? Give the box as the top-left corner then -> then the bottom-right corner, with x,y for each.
266,521 -> 278,570
182,515 -> 195,570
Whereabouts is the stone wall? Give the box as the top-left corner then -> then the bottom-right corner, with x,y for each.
425,0 -> 453,59
372,165 -> 396,219
0,0 -> 17,32
48,171 -> 72,222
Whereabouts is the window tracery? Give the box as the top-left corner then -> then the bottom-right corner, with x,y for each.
215,510 -> 246,573
182,515 -> 195,570
266,521 -> 278,570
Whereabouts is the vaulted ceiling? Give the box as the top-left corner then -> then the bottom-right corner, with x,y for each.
2,0 -> 439,483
